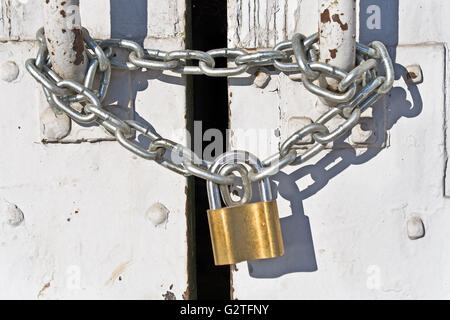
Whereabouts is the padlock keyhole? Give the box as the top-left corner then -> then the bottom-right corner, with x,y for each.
229,178 -> 245,202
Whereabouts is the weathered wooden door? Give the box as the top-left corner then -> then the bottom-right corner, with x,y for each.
228,0 -> 450,299
0,0 -> 191,299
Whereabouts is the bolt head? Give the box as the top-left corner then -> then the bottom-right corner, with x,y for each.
406,65 -> 423,85
350,118 -> 376,145
2,203 -> 24,227
0,61 -> 19,82
146,203 -> 170,226
40,107 -> 71,140
407,216 -> 425,240
253,68 -> 271,88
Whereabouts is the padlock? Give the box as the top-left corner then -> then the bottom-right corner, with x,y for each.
206,151 -> 284,266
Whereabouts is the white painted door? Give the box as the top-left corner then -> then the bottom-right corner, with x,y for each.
2,0 -> 450,301
0,0 -> 191,299
228,0 -> 450,299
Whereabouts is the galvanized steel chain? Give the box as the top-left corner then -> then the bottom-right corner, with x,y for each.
26,27 -> 394,202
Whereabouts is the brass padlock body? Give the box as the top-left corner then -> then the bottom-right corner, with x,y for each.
207,200 -> 284,266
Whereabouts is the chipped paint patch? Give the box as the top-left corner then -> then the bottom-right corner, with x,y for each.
318,0 -> 356,99
329,48 -> 338,59
321,9 -> 331,23
332,14 -> 348,31
162,291 -> 176,300
71,28 -> 84,66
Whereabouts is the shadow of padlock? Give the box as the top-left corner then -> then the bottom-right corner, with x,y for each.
206,151 -> 285,266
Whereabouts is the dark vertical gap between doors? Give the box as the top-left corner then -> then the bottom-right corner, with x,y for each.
188,0 -> 230,300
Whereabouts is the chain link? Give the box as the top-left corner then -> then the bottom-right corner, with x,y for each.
198,48 -> 249,77
27,27 -> 395,201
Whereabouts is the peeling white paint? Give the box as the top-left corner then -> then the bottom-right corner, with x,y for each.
0,0 -> 186,41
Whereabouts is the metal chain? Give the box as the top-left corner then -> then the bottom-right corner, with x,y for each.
26,27 -> 394,199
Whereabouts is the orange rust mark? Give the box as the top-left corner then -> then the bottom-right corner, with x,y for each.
407,72 -> 417,79
320,9 -> 331,23
332,14 -> 348,31
329,49 -> 338,59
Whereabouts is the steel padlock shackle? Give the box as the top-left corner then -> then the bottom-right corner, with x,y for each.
207,150 -> 272,210
206,150 -> 284,265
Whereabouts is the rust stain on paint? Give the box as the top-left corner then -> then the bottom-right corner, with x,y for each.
407,72 -> 417,79
329,49 -> 338,59
320,9 -> 331,23
332,14 -> 348,31
71,28 -> 85,65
